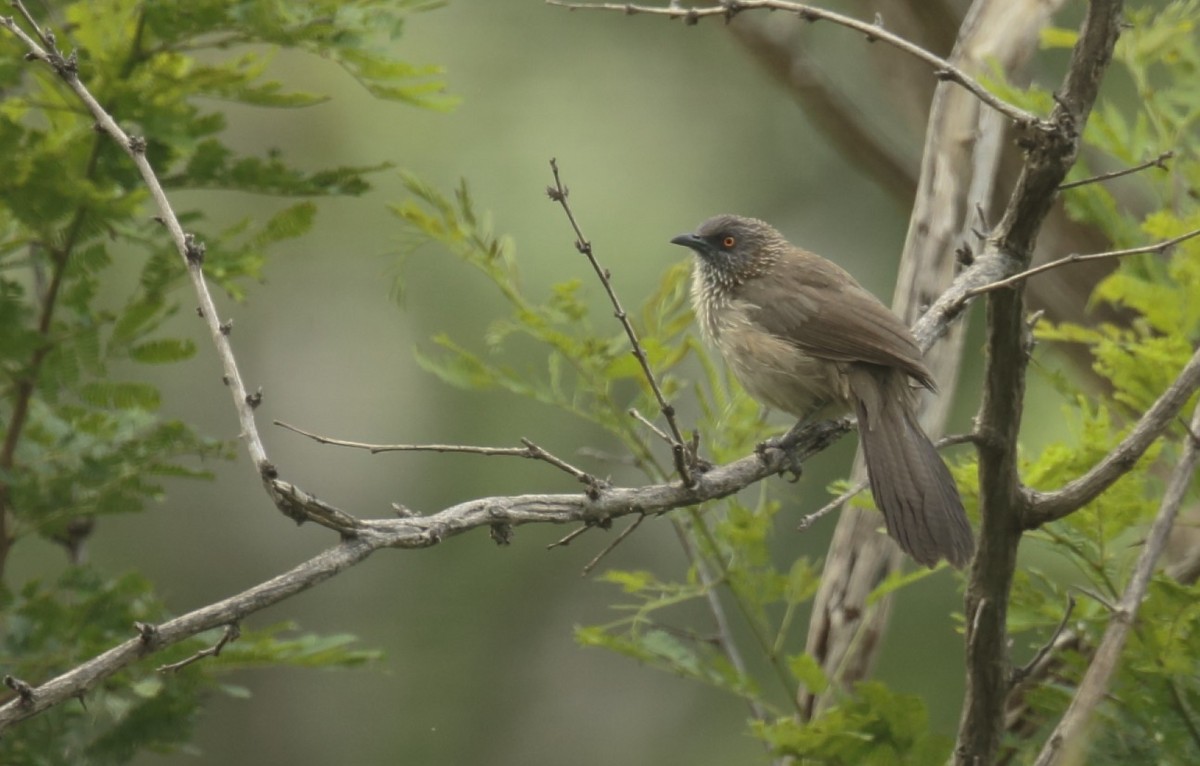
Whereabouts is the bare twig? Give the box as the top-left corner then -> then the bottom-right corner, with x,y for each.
547,0 -> 1041,127
157,623 -> 241,673
1010,595 -> 1075,688
966,226 -> 1200,298
629,407 -> 672,445
581,513 -> 646,576
797,479 -> 869,530
1032,397 -> 1200,766
798,432 -> 976,530
1057,150 -> 1173,190
546,523 -> 594,549
274,420 -> 606,494
547,158 -> 695,486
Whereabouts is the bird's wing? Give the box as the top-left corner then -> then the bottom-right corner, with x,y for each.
738,250 -> 937,390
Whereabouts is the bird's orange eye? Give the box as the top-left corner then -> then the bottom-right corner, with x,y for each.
722,236 -> 736,248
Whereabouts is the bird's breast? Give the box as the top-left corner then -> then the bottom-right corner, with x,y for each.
691,271 -> 849,418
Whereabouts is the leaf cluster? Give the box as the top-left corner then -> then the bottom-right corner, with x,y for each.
0,0 -> 446,759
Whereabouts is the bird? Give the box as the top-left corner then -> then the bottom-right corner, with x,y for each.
671,214 -> 974,568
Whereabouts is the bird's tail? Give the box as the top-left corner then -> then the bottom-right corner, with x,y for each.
848,367 -> 974,568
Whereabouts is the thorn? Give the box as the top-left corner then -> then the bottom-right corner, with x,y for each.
866,12 -> 883,42
489,522 -> 514,546
134,621 -> 160,647
3,675 -> 35,706
183,233 -> 205,265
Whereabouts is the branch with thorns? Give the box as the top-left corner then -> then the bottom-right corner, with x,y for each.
546,158 -> 700,486
547,0 -> 1041,127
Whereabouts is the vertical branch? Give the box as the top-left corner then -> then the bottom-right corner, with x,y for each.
955,2 -> 1125,763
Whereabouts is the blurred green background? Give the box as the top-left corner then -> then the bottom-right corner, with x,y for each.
8,0 -> 1008,763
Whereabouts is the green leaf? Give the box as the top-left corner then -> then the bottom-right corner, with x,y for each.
129,338 -> 197,364
867,565 -> 941,607
78,381 -> 162,410
788,653 -> 829,695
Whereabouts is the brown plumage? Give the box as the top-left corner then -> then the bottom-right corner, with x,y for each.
672,214 -> 974,569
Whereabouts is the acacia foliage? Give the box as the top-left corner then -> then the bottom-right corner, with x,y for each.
0,1 -> 445,761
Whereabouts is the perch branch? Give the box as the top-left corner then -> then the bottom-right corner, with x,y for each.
0,420 -> 849,730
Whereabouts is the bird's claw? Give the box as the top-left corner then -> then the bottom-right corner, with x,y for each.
756,436 -> 803,482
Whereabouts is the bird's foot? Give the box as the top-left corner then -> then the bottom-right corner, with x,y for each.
756,434 -> 804,483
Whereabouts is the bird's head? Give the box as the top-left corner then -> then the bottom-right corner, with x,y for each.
670,214 -> 784,290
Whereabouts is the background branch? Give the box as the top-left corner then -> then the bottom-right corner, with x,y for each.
548,1 -> 1039,125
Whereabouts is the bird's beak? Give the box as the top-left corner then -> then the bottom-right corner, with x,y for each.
670,232 -> 705,253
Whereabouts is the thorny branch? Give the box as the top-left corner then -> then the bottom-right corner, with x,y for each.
546,158 -> 698,486
547,0 -> 1041,126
